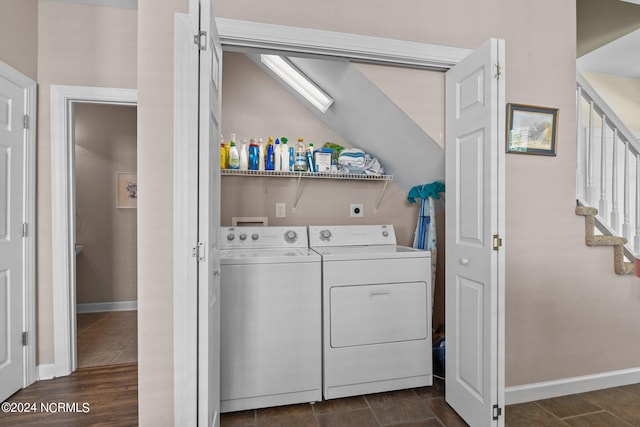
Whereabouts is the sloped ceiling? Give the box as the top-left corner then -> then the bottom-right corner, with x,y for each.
245,53 -> 444,193
577,0 -> 640,57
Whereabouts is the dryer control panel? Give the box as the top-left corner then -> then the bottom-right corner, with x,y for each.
308,225 -> 397,247
221,226 -> 308,249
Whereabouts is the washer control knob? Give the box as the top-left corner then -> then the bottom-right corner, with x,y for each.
320,229 -> 332,241
239,233 -> 247,241
382,230 -> 389,237
284,230 -> 298,243
227,233 -> 235,241
251,233 -> 259,241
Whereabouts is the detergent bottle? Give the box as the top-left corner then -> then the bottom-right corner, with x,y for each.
248,138 -> 259,170
228,135 -> 240,170
266,136 -> 275,171
239,139 -> 249,170
274,138 -> 281,171
294,138 -> 306,171
281,137 -> 290,172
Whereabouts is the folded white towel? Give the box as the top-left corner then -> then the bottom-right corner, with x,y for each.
338,148 -> 366,168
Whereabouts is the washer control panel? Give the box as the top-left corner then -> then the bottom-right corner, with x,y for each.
221,226 -> 308,249
309,225 -> 397,247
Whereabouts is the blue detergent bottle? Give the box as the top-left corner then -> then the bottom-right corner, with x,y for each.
248,139 -> 259,170
266,136 -> 275,171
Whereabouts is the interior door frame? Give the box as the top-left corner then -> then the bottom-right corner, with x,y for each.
50,85 -> 137,377
0,59 -> 37,389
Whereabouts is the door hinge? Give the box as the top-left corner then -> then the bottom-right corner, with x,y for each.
495,63 -> 503,79
194,31 -> 207,51
23,114 -> 29,129
493,234 -> 503,251
493,404 -> 502,420
21,223 -> 28,237
22,331 -> 28,346
193,242 -> 206,262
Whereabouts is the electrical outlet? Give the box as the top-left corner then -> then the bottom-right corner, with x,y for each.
276,202 -> 286,218
350,203 -> 364,218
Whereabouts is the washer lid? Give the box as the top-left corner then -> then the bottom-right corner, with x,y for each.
311,245 -> 430,261
220,248 -> 321,264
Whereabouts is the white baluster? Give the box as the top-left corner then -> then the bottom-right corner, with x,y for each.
611,128 -> 620,232
586,101 -> 595,204
599,114 -> 608,221
636,152 -> 640,253
576,87 -> 584,199
623,139 -> 632,241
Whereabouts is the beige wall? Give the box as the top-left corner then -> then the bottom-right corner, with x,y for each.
583,72 -> 640,133
221,51 -> 447,328
137,0 -> 187,424
0,0 -> 37,80
36,0 -> 137,364
74,103 -> 137,304
217,0 -> 640,389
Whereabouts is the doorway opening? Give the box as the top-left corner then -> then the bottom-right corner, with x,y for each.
73,103 -> 138,368
51,85 -> 137,377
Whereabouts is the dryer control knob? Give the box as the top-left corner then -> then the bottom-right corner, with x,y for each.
227,233 -> 235,241
239,233 -> 247,241
284,230 -> 298,243
251,233 -> 259,241
320,229 -> 332,241
382,230 -> 389,237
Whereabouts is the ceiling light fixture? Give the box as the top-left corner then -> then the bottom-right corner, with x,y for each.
260,54 -> 334,113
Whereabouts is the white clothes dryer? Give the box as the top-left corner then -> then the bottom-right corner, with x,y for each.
220,226 -> 322,412
309,224 -> 432,400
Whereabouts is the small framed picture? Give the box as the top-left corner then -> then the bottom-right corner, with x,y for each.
116,172 -> 137,209
506,104 -> 559,156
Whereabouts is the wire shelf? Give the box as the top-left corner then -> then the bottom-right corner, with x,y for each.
221,169 -> 393,181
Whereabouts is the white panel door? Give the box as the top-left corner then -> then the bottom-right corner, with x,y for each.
0,70 -> 25,402
445,38 -> 505,426
198,0 -> 223,426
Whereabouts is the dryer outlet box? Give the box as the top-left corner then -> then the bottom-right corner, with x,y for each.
350,203 -> 364,218
276,203 -> 286,218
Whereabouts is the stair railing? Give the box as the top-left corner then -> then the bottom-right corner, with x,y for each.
576,72 -> 640,259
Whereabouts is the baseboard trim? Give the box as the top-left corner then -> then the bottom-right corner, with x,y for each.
76,301 -> 138,313
37,363 -> 57,381
505,367 -> 640,404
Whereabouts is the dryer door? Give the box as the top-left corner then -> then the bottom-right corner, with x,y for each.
330,282 -> 428,348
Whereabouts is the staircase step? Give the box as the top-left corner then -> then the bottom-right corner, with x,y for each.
576,204 -> 634,275
588,235 -> 628,247
575,206 -> 598,217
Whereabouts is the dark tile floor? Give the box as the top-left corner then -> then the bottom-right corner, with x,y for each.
220,378 -> 468,427
221,380 -> 640,426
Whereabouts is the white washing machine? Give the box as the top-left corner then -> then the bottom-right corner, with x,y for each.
220,226 -> 322,412
309,224 -> 432,400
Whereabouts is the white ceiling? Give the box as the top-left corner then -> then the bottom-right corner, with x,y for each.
577,28 -> 640,79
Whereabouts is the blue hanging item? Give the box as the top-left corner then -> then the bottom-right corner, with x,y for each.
408,181 -> 445,314
407,181 -> 445,204
408,182 -> 444,251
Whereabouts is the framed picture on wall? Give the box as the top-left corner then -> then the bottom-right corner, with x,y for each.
116,172 -> 137,209
506,103 -> 559,156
